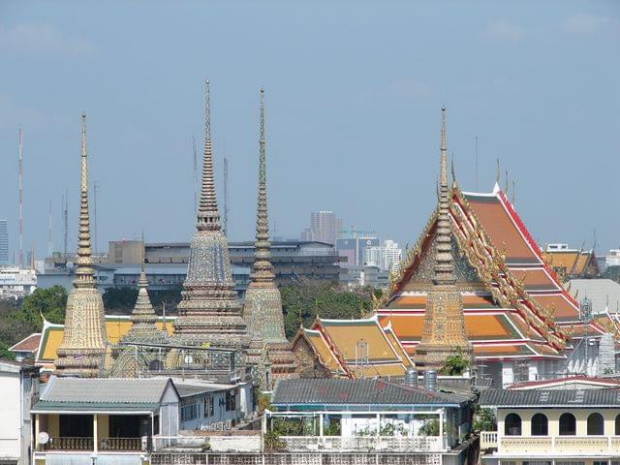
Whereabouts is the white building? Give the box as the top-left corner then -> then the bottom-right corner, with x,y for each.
0,267 -> 37,299
605,249 -> 620,268
0,360 -> 38,465
366,240 -> 402,272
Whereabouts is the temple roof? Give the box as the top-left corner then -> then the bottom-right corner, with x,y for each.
542,249 -> 599,279
380,183 -> 618,359
293,315 -> 414,378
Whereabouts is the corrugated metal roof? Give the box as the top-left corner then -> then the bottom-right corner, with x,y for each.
32,401 -> 159,413
480,388 -> 620,407
272,379 -> 473,406
41,377 -> 172,404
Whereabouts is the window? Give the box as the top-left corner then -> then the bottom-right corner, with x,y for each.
587,412 -> 605,435
559,413 -> 576,436
180,398 -> 199,422
225,390 -> 237,412
616,414 -> 620,435
204,395 -> 214,417
504,413 -> 522,436
531,413 -> 548,436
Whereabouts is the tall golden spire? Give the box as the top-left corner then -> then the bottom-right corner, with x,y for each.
415,108 -> 471,371
74,113 -> 95,288
196,79 -> 221,232
55,113 -> 107,377
250,88 -> 276,284
433,107 -> 455,286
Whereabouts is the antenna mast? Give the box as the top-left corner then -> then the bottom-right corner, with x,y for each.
476,135 -> 478,191
48,201 -> 53,256
192,135 -> 198,214
63,190 -> 68,265
18,127 -> 24,268
93,182 -> 99,256
223,157 -> 229,236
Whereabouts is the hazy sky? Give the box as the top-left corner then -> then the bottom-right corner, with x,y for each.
0,1 -> 618,261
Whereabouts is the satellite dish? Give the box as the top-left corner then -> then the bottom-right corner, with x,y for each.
66,261 -> 74,270
184,355 -> 193,364
38,431 -> 50,445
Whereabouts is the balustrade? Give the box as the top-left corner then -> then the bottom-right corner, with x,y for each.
486,434 -> 620,456
99,437 -> 142,451
46,437 -> 94,451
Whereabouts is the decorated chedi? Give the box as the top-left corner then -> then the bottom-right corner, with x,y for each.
55,114 -> 108,377
121,238 -> 168,345
415,108 -> 473,371
173,80 -> 249,351
243,89 -> 298,387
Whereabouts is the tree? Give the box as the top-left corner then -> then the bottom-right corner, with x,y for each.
102,287 -> 138,313
0,341 -> 16,360
280,279 -> 373,339
17,285 -> 68,329
473,407 -> 496,432
441,347 -> 470,375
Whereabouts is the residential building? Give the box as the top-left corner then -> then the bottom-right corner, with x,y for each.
31,377 -> 180,465
0,359 -> 38,465
479,388 -> 620,464
339,264 -> 389,288
8,333 -> 41,362
0,219 -> 8,265
264,378 -> 476,464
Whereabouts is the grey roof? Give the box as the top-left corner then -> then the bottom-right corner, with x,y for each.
272,379 -> 474,407
480,388 -> 620,408
41,377 -> 173,404
565,279 -> 620,315
175,384 -> 226,398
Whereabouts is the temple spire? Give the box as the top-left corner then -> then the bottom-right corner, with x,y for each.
250,87 -> 275,284
196,79 -> 221,232
74,113 -> 94,288
433,107 -> 455,285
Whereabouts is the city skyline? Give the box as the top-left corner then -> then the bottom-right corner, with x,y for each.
0,1 -> 618,262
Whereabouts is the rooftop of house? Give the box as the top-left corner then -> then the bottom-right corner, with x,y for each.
272,378 -> 474,408
480,388 -> 620,408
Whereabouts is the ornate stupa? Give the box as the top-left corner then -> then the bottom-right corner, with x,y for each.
173,80 -> 249,350
414,108 -> 472,370
122,239 -> 168,344
55,113 -> 108,377
243,89 -> 298,383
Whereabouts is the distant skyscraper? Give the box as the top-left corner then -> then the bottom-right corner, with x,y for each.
0,220 -> 8,265
301,211 -> 341,245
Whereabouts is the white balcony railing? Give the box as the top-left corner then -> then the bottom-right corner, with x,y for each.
279,436 -> 444,452
480,433 -> 620,456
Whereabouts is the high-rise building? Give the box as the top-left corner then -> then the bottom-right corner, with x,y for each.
366,239 -> 402,272
301,211 -> 341,245
0,220 -> 8,265
243,89 -> 297,389
336,228 -> 379,267
55,114 -> 108,378
173,80 -> 249,351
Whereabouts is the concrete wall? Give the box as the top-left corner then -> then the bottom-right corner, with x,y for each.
0,371 -> 21,461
